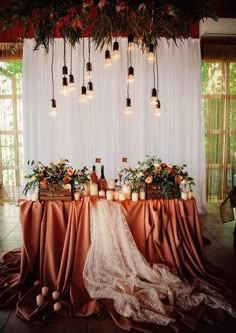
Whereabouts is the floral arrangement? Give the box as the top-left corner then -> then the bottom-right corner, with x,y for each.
0,0 -> 218,51
23,159 -> 90,196
121,155 -> 195,199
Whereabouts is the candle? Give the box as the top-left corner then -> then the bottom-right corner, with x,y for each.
31,192 -> 39,201
139,191 -> 146,200
113,191 -> 120,200
52,291 -> 60,300
122,184 -> 131,199
36,294 -> 44,306
90,183 -> 98,196
74,191 -> 81,201
34,280 -> 41,286
53,302 -> 62,312
98,190 -> 105,198
132,192 -> 139,202
119,193 -> 126,201
83,188 -> 90,196
108,178 -> 115,190
181,192 -> 188,200
187,191 -> 192,199
42,286 -> 49,296
106,190 -> 114,201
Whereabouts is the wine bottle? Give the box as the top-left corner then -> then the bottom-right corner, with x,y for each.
98,165 -> 107,191
90,165 -> 98,184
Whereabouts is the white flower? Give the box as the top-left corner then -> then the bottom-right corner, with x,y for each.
30,175 -> 37,181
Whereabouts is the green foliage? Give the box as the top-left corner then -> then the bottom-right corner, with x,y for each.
0,0 -> 218,52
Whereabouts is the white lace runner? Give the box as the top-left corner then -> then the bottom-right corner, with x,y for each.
83,200 -> 236,325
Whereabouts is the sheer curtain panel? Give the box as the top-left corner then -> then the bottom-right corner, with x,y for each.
23,38 -> 206,213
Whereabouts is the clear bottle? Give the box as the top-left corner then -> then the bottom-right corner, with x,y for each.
98,165 -> 107,191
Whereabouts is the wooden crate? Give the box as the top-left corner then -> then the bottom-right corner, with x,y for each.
39,184 -> 72,201
146,183 -> 180,200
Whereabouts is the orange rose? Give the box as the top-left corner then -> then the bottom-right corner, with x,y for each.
145,176 -> 153,184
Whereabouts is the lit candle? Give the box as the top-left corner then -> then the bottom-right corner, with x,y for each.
119,193 -> 126,201
74,191 -> 81,201
99,190 -> 106,198
52,291 -> 60,300
122,184 -> 131,199
181,192 -> 188,200
36,294 -> 44,306
139,191 -> 146,200
108,178 -> 115,190
106,190 -> 114,201
132,192 -> 139,202
31,192 -> 39,201
90,183 -> 98,196
53,302 -> 62,312
187,191 -> 192,199
113,191 -> 120,200
42,286 -> 49,296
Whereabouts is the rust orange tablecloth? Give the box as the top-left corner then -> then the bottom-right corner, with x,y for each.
0,197 -> 234,331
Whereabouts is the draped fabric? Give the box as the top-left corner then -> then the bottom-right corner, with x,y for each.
0,198 -> 236,332
22,38 -> 206,213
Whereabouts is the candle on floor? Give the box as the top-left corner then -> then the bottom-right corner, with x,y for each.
52,291 -> 60,300
36,294 -> 44,306
53,302 -> 62,312
42,286 -> 49,296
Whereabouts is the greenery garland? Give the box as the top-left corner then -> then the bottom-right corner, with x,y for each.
0,0 -> 218,51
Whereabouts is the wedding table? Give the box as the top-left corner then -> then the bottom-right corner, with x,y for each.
0,197 -> 233,332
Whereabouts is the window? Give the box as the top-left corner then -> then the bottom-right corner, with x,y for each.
0,59 -> 23,202
202,44 -> 236,201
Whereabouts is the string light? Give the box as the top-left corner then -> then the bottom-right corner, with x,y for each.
80,38 -> 87,102
69,44 -> 75,89
104,48 -> 112,67
62,38 -> 68,94
112,39 -> 120,60
49,42 -> 57,117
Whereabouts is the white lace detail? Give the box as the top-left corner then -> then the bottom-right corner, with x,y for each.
83,200 -> 236,325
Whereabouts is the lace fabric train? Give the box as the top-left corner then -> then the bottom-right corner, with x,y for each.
83,200 -> 236,326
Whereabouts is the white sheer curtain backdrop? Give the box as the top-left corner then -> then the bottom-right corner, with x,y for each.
23,38 -> 206,213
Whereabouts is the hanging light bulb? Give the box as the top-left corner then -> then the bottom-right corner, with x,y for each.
87,81 -> 94,98
68,44 -> 75,90
49,99 -> 57,116
104,49 -> 112,67
153,99 -> 161,116
80,38 -> 88,103
128,66 -> 135,83
80,85 -> 87,102
147,43 -> 155,63
62,39 -> 68,94
150,88 -> 157,105
49,42 -> 57,117
124,97 -> 132,114
86,61 -> 92,80
128,34 -> 134,51
112,40 -> 120,60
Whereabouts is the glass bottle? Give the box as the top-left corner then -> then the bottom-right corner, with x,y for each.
90,165 -> 98,184
98,165 -> 107,191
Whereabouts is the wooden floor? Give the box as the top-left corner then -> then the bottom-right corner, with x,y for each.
0,201 -> 236,333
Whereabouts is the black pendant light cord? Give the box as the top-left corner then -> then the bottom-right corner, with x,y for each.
51,42 -> 55,100
156,48 -> 159,95
63,38 -> 66,67
82,38 -> 85,86
70,44 -> 72,75
153,60 -> 156,89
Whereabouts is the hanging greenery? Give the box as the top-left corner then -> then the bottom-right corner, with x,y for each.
0,0 -> 218,52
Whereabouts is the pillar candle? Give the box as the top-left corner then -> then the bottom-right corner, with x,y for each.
90,183 -> 98,196
53,302 -> 62,312
113,191 -> 120,200
52,291 -> 60,300
122,184 -> 131,199
106,190 -> 114,201
119,193 -> 126,201
139,191 -> 146,200
99,190 -> 105,198
132,192 -> 139,202
74,191 -> 81,200
181,192 -> 188,200
108,178 -> 115,190
36,294 -> 44,306
187,191 -> 192,199
42,286 -> 49,296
